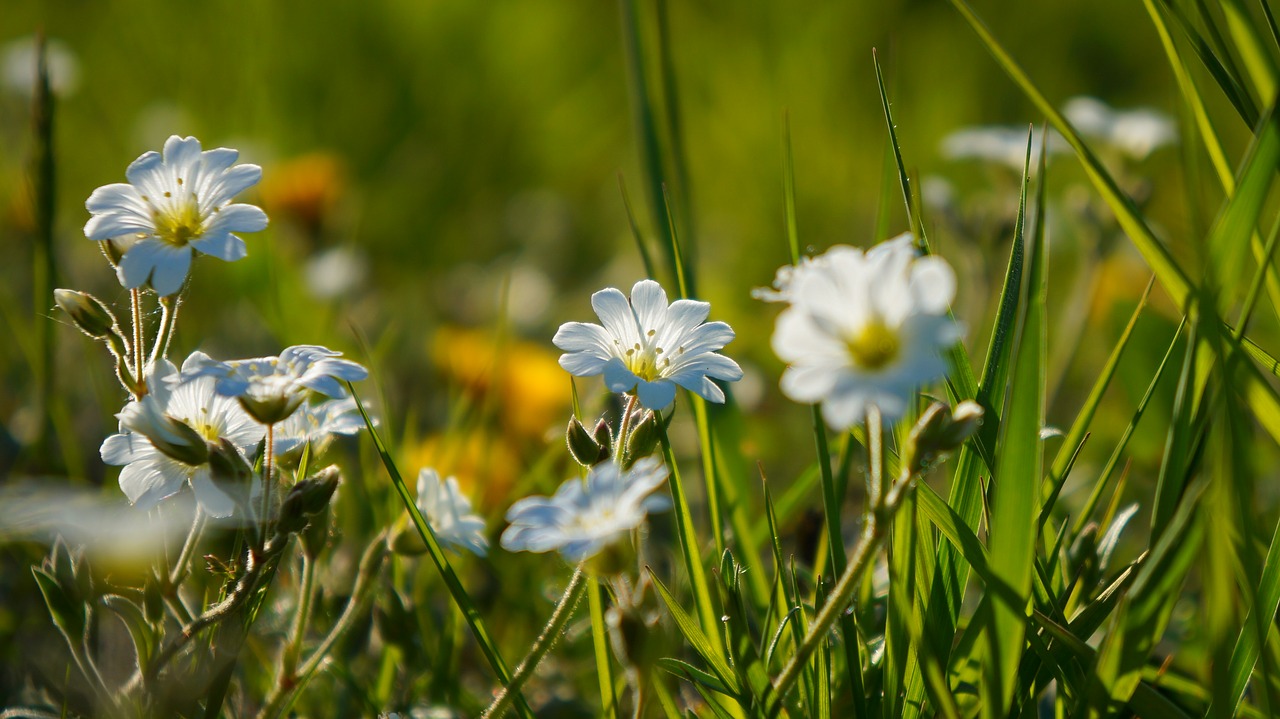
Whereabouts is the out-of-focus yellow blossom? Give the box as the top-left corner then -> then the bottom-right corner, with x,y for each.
404,431 -> 520,510
432,326 -> 570,441
259,152 -> 344,237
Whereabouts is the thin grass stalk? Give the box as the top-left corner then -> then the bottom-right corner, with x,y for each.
30,34 -> 56,466
589,581 -> 620,718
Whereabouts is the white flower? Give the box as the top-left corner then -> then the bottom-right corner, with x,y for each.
272,397 -> 367,456
762,234 -> 961,429
184,344 -> 369,425
1064,96 -> 1177,160
84,135 -> 269,296
2,36 -> 79,97
100,353 -> 265,517
552,280 -> 743,410
941,125 -> 1068,170
500,456 -> 671,563
415,469 -> 489,557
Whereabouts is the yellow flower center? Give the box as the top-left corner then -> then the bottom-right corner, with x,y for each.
151,192 -> 205,247
621,329 -> 679,382
845,319 -> 900,370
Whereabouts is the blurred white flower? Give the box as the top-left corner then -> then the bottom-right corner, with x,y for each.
272,396 -> 367,455
84,135 -> 269,296
415,469 -> 488,557
1064,96 -> 1177,160
553,279 -> 743,410
941,125 -> 1067,170
2,36 -> 79,96
304,246 -> 368,300
761,234 -> 961,429
101,353 -> 264,517
500,456 -> 671,562
185,344 -> 368,425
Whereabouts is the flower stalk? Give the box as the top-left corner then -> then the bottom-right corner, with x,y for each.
482,566 -> 589,719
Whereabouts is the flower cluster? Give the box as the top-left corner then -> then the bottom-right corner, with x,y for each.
759,234 -> 961,429
101,353 -> 263,517
183,344 -> 369,425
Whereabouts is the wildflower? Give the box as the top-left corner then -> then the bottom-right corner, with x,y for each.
414,469 -> 489,557
185,344 -> 368,425
100,353 -> 264,517
1063,96 -> 1177,160
84,135 -> 268,296
553,280 -> 742,410
761,234 -> 961,429
500,456 -> 670,563
272,396 -> 367,456
940,125 -> 1067,170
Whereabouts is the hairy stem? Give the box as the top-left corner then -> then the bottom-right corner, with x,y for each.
257,534 -> 388,719
482,566 -> 589,719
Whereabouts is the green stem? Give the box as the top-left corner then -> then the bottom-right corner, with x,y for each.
130,288 -> 144,380
618,394 -> 641,459
482,566 -> 589,719
169,508 -> 206,587
257,535 -> 387,719
149,293 -> 181,367
259,424 -> 276,548
279,550 -> 316,680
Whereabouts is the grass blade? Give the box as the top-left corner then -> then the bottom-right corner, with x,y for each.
980,131 -> 1046,718
350,386 -> 531,719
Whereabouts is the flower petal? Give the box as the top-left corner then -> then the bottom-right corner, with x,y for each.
591,287 -> 638,345
635,379 -> 676,410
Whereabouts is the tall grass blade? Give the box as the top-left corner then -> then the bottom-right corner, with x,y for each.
980,131 -> 1046,719
350,386 -> 531,719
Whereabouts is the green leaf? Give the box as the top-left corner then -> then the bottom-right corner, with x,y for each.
648,568 -> 742,698
980,128 -> 1046,719
102,594 -> 154,672
350,386 -> 531,719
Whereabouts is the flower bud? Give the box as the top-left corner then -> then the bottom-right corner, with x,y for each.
54,289 -> 119,339
118,397 -> 210,466
238,393 -> 306,426
566,417 -> 607,466
624,411 -> 660,468
278,466 -> 341,534
389,519 -> 428,556
904,400 -> 985,475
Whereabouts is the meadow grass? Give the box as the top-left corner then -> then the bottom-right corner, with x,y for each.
5,1 -> 1280,717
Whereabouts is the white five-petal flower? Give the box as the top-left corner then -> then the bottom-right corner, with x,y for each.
100,352 -> 265,517
761,234 -> 961,429
184,345 -> 369,425
553,280 -> 743,410
500,456 -> 671,563
84,135 -> 269,296
415,469 -> 489,557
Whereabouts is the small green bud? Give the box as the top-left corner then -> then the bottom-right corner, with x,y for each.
54,289 -> 119,339
566,417 -> 606,466
624,411 -> 660,468
904,400 -> 985,475
238,393 -> 306,426
300,505 -> 332,558
279,467 -> 341,534
389,519 -> 428,556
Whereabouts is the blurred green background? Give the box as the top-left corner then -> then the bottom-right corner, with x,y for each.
0,0 -> 1262,709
